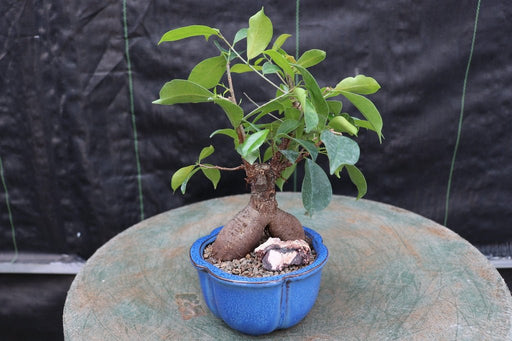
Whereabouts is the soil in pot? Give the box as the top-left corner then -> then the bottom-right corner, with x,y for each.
203,235 -> 317,278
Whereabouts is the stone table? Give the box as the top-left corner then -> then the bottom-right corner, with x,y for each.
63,193 -> 512,340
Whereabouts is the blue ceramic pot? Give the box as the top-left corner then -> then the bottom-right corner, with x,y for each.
190,226 -> 329,335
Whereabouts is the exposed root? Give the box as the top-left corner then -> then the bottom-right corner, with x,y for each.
212,205 -> 268,260
211,162 -> 306,261
268,209 -> 305,241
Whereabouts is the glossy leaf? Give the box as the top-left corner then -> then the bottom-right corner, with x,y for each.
291,138 -> 318,161
327,100 -> 343,115
293,64 -> 329,116
201,166 -> 221,189
329,116 -> 358,136
212,97 -> 243,127
284,107 -> 301,121
153,79 -> 214,105
188,56 -> 226,89
262,62 -> 281,74
264,50 -> 294,77
180,167 -> 201,194
233,28 -> 248,45
339,91 -> 383,142
335,75 -> 381,95
276,164 -> 296,191
276,119 -> 300,136
159,25 -> 220,44
304,99 -> 318,133
302,159 -> 332,215
210,128 -> 238,140
346,164 -> 367,199
230,64 -> 262,73
279,149 -> 300,163
263,146 -> 273,162
272,33 -> 292,50
293,87 -> 306,110
297,49 -> 326,68
247,8 -> 273,60
320,130 -> 360,174
198,145 -> 215,162
237,129 -> 269,163
247,95 -> 289,121
171,165 -> 195,192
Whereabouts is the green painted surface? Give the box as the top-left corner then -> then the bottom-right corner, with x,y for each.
63,193 -> 512,340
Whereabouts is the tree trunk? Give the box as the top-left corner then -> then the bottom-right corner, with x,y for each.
211,163 -> 305,261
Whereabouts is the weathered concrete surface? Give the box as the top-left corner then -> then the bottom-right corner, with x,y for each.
63,193 -> 512,340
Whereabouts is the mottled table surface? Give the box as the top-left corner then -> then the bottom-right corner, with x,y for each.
63,193 -> 512,340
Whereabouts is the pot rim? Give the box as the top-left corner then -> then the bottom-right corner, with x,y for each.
190,226 -> 329,285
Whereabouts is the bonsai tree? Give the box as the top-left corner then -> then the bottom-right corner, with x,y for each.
154,8 -> 383,261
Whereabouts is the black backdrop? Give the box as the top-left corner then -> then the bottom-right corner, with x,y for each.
1,0 -> 511,260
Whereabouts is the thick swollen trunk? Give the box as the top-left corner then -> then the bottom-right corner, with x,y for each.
212,163 -> 305,261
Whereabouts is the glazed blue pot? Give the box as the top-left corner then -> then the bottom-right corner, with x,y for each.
190,226 -> 329,335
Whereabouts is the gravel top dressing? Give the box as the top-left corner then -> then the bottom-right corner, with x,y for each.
203,243 -> 317,278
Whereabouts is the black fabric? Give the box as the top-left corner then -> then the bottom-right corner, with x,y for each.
0,0 -> 511,259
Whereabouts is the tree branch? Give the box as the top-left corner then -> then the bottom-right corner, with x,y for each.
198,164 -> 245,172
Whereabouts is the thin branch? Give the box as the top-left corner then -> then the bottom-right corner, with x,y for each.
245,90 -> 292,120
225,57 -> 237,104
198,163 -> 245,172
218,34 -> 282,91
243,92 -> 258,107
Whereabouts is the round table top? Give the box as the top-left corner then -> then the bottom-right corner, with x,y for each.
63,193 -> 512,340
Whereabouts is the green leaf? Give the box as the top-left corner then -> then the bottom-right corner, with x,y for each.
284,107 -> 301,121
188,56 -> 226,89
247,94 -> 290,121
212,97 -> 244,127
262,146 -> 274,162
272,33 -> 292,50
339,91 -> 383,142
262,62 -> 281,74
198,145 -> 214,162
352,118 -> 378,133
320,130 -> 360,174
201,166 -> 221,189
263,50 -> 294,77
327,100 -> 343,115
233,28 -> 248,45
304,99 -> 318,133
159,25 -> 220,44
247,8 -> 273,60
153,79 -> 214,105
293,87 -> 306,110
346,165 -> 367,199
334,164 -> 344,178
297,49 -> 326,68
279,150 -> 300,163
276,163 -> 296,191
236,129 -> 269,163
230,63 -> 262,73
335,75 -> 381,95
171,165 -> 195,192
293,64 -> 329,117
329,116 -> 358,136
302,159 -> 332,215
180,167 -> 201,194
210,128 -> 239,141
291,138 -> 318,161
276,119 -> 300,136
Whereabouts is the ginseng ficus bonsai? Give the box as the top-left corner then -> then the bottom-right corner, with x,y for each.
154,8 -> 383,262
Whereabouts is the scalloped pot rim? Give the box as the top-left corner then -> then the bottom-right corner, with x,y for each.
189,226 -> 329,285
